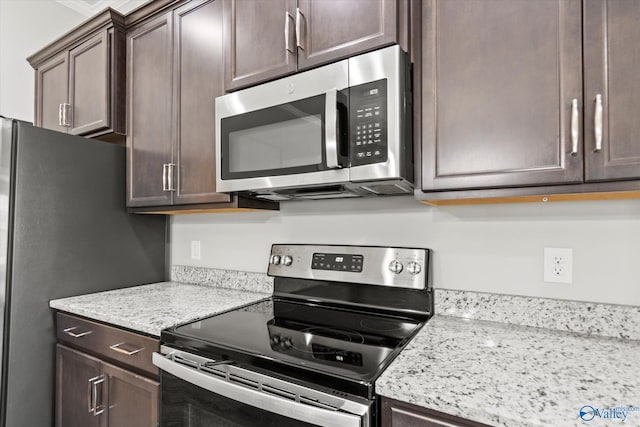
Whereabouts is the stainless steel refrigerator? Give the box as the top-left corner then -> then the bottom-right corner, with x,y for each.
0,118 -> 166,427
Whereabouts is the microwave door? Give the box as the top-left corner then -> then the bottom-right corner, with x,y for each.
217,91 -> 349,193
215,60 -> 350,194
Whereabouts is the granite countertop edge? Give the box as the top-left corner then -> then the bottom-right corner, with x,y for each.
49,281 -> 271,337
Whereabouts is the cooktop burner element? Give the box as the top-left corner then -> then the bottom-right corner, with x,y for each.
162,244 -> 433,400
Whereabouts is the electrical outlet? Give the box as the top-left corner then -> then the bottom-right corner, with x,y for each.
191,241 -> 201,260
544,248 -> 572,284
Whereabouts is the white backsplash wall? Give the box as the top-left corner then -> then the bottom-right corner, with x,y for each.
171,196 -> 640,306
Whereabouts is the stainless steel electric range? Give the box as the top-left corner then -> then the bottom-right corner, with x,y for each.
154,244 -> 432,427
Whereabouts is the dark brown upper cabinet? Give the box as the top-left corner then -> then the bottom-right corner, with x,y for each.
126,0 -> 277,213
28,10 -> 126,140
126,11 -> 174,208
223,0 -> 408,91
416,0 -> 640,203
419,0 -> 583,192
583,0 -> 640,182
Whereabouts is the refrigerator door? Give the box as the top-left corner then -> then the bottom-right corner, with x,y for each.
0,119 -> 15,418
0,120 -> 166,427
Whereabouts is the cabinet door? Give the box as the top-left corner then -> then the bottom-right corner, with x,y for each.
35,52 -> 68,133
420,0 -> 583,191
223,0 -> 297,91
174,0 -> 232,205
381,397 -> 489,427
56,345 -> 105,427
68,31 -> 110,136
102,362 -> 159,427
297,0 -> 398,71
126,12 -> 174,207
584,0 -> 640,181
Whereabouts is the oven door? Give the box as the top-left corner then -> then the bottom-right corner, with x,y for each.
153,349 -> 372,427
215,60 -> 350,194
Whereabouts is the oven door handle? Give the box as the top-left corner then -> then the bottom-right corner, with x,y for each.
153,353 -> 364,427
325,88 -> 341,169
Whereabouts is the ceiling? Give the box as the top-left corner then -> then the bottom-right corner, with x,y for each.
55,0 -> 150,17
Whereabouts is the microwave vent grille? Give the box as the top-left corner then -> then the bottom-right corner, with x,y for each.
360,183 -> 412,195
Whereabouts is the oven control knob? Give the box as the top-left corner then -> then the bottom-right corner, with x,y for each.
270,255 -> 281,265
388,260 -> 403,274
407,261 -> 422,275
281,255 -> 293,266
282,337 -> 293,349
270,335 -> 281,345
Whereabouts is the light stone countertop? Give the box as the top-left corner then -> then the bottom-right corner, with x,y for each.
49,281 -> 269,337
376,314 -> 640,427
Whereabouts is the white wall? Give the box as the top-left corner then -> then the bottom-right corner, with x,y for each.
171,196 -> 640,306
0,0 -> 149,121
0,0 -> 86,121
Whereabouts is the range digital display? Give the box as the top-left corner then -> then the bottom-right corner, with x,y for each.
311,253 -> 363,272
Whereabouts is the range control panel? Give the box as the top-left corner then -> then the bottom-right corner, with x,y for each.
312,253 -> 363,272
267,244 -> 429,290
350,79 -> 387,166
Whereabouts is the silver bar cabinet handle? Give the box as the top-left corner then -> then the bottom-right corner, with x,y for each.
87,376 -> 94,413
91,375 -> 105,416
324,89 -> 340,169
110,342 -> 144,356
295,8 -> 304,50
162,164 -> 168,191
168,163 -> 176,191
61,103 -> 71,127
58,104 -> 64,127
63,326 -> 92,338
285,12 -> 294,53
570,98 -> 579,155
594,94 -> 603,152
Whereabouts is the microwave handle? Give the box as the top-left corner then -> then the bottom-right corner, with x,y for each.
325,89 -> 341,169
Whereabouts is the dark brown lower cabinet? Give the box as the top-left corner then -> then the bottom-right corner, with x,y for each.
56,344 -> 159,427
381,397 -> 491,427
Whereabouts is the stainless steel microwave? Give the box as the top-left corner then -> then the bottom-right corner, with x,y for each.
215,46 -> 412,201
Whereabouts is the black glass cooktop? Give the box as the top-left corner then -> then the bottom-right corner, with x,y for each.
163,298 -> 424,386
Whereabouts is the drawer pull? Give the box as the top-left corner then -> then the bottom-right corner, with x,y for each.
63,326 -> 93,338
110,342 -> 144,356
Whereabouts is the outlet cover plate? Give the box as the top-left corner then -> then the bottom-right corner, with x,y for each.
191,241 -> 201,260
544,247 -> 573,284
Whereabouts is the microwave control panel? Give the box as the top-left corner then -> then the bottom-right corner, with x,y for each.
350,79 -> 387,166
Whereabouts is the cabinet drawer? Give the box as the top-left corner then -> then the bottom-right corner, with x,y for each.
57,312 -> 159,377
